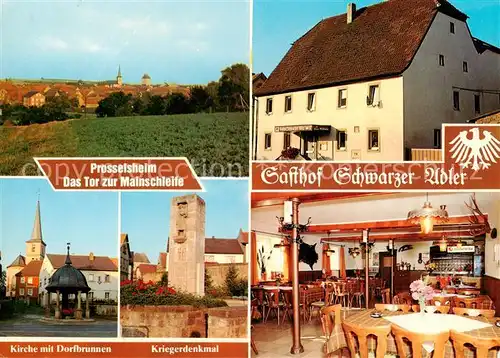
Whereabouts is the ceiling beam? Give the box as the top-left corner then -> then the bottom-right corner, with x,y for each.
306,215 -> 487,233
251,192 -> 387,208
321,230 -> 480,242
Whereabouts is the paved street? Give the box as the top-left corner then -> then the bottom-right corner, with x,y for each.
0,315 -> 118,337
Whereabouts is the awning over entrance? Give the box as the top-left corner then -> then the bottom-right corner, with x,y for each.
274,125 -> 331,133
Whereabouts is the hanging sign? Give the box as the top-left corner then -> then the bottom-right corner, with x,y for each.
447,246 -> 475,253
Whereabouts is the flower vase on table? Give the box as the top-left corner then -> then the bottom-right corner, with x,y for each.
418,297 -> 426,314
410,277 -> 434,315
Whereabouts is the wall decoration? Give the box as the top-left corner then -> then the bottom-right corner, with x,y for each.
298,242 -> 318,270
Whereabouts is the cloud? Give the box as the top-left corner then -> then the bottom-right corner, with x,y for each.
38,36 -> 69,51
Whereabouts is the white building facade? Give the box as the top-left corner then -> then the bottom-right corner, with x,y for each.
39,254 -> 119,305
254,0 -> 500,161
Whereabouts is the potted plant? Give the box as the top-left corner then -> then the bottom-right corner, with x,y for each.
424,261 -> 436,274
257,246 -> 273,281
281,147 -> 300,160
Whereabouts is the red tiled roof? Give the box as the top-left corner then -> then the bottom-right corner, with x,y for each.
17,260 -> 43,277
205,238 -> 243,255
255,0 -> 468,96
136,263 -> 157,275
47,254 -> 117,272
134,253 -> 150,263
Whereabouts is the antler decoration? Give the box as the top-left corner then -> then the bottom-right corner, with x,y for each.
465,194 -> 491,236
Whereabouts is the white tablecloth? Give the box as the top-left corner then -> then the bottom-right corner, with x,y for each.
260,286 -> 292,290
384,313 -> 493,353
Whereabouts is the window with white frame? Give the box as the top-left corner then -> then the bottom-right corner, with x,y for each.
21,277 -> 25,284
439,54 -> 445,66
453,91 -> 460,111
284,95 -> 292,112
307,93 -> 316,111
336,130 -> 347,151
367,85 -> 379,106
368,130 -> 380,151
27,277 -> 33,284
338,89 -> 347,108
474,94 -> 481,114
27,288 -> 33,296
266,98 -> 273,114
20,289 -> 25,296
283,132 -> 291,149
105,292 -> 110,300
264,133 -> 272,150
88,274 -> 95,282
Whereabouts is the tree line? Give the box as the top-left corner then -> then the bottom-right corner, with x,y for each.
0,63 -> 249,125
96,63 -> 249,117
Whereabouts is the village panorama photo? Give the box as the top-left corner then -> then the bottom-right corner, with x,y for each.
0,1 -> 250,177
120,179 -> 249,338
0,179 -> 119,337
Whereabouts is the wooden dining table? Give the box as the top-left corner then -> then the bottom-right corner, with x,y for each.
326,309 -> 500,358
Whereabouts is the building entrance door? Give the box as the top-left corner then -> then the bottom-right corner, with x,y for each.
301,134 -> 318,160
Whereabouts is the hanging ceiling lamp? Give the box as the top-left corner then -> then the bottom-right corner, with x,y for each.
407,193 -> 448,234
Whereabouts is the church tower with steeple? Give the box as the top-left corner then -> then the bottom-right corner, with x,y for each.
116,65 -> 123,87
25,200 -> 47,264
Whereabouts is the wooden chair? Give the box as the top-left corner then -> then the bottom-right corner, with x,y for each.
431,296 -> 451,306
412,304 -> 450,314
281,290 -> 306,324
342,321 -> 391,358
263,289 -> 283,324
309,283 -> 334,321
375,303 -> 410,313
452,296 -> 484,308
320,304 -> 344,355
350,280 -> 365,308
333,281 -> 349,308
393,292 -> 412,305
252,288 -> 266,319
450,330 -> 500,358
457,288 -> 480,296
381,288 -> 391,304
452,307 -> 496,318
392,324 -> 449,358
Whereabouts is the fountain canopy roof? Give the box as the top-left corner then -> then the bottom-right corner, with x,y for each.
46,244 -> 91,294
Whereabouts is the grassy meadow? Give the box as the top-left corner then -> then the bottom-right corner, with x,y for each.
0,112 -> 249,176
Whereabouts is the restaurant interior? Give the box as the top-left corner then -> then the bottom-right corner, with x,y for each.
250,192 -> 500,358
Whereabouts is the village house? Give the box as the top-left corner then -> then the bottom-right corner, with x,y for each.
6,255 -> 25,298
160,229 -> 250,271
22,91 -> 45,107
14,260 -> 43,303
120,233 -> 134,281
39,253 -> 119,304
253,0 -> 500,161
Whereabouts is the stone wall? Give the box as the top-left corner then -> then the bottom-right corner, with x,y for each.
121,305 -> 247,338
206,263 -> 248,287
207,306 -> 247,338
95,304 -> 117,317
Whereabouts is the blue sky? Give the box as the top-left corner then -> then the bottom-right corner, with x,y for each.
253,0 -> 500,75
121,179 -> 248,265
1,0 -> 250,84
0,179 -> 118,267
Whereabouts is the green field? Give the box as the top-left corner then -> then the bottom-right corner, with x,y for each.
0,113 -> 249,176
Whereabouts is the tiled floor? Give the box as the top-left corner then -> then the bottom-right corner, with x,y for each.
251,318 -> 333,358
